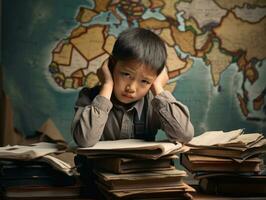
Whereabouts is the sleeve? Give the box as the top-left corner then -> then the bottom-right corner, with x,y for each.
71,88 -> 113,147
151,90 -> 194,144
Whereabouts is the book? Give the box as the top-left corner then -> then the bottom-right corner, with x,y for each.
38,152 -> 76,175
199,175 -> 266,196
188,129 -> 244,146
3,184 -> 81,198
180,154 -> 263,173
221,133 -> 264,148
76,139 -> 186,159
92,155 -> 177,174
94,168 -> 187,190
96,180 -> 195,200
0,142 -> 59,160
188,129 -> 265,149
193,172 -> 258,180
187,140 -> 266,160
0,160 -> 76,187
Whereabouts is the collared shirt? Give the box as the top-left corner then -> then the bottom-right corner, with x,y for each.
71,87 -> 194,147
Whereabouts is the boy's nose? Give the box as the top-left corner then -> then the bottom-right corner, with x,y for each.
126,83 -> 136,93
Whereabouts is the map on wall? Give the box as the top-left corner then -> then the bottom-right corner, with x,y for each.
3,0 -> 266,143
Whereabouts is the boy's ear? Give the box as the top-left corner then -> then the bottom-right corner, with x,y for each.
108,56 -> 116,72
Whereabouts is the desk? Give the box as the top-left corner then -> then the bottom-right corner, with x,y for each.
2,189 -> 266,200
192,185 -> 266,200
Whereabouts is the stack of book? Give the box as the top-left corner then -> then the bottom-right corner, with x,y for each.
180,129 -> 266,196
76,139 -> 195,200
0,142 -> 79,199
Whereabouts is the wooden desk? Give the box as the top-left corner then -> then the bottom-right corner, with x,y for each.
192,185 -> 266,200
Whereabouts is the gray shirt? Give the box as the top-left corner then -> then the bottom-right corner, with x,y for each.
71,87 -> 194,147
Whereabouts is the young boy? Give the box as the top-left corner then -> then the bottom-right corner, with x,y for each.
71,27 -> 194,147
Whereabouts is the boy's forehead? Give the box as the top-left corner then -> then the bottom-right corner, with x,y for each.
117,60 -> 157,79
117,60 -> 156,73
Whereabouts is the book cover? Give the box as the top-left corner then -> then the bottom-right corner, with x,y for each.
92,155 -> 177,174
180,153 -> 263,173
94,168 -> 187,190
96,180 -> 195,200
199,175 -> 266,196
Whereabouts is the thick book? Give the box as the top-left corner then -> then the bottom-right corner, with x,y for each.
188,129 -> 263,148
94,168 -> 187,190
0,160 -> 76,187
96,180 -> 195,200
187,139 -> 266,160
76,139 -> 186,159
2,184 -> 81,199
199,175 -> 266,196
180,153 -> 263,173
186,129 -> 266,161
92,155 -> 177,174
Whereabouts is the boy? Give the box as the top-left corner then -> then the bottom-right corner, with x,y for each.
71,27 -> 194,147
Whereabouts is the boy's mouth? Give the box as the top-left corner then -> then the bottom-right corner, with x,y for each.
122,93 -> 134,99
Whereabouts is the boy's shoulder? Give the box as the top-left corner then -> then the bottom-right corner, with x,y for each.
79,85 -> 100,97
76,85 -> 100,106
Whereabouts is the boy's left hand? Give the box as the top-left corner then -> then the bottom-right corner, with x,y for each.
151,67 -> 169,96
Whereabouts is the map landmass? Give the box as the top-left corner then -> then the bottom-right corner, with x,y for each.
48,0 -> 266,121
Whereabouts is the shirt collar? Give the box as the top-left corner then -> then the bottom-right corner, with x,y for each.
112,97 -> 144,120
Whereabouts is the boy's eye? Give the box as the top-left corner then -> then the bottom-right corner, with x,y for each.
141,80 -> 151,85
121,72 -> 131,77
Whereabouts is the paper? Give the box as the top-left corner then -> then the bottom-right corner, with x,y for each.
223,133 -> 264,147
0,142 -> 59,160
76,139 -> 183,159
40,153 -> 76,176
188,129 -> 244,146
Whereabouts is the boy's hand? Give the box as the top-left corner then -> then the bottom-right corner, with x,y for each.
97,58 -> 114,99
151,67 -> 169,96
97,59 -> 114,86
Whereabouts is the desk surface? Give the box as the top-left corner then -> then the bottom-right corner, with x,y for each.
193,191 -> 266,200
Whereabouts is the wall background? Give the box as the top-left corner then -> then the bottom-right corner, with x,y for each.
2,0 -> 266,145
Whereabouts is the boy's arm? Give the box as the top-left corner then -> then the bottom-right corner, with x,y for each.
151,68 -> 194,143
151,91 -> 194,144
72,60 -> 114,147
71,89 -> 113,147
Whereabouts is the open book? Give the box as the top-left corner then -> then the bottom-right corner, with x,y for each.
0,142 -> 59,160
39,152 -> 76,176
76,139 -> 185,159
188,129 -> 245,147
186,129 -> 266,160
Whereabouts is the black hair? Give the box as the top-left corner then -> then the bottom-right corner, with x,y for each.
111,27 -> 167,74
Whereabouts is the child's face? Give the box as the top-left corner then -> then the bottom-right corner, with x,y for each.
113,60 -> 157,104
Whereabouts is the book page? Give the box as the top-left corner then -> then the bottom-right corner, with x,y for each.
223,133 -> 264,147
40,154 -> 75,176
77,139 -> 182,159
95,168 -> 187,180
188,129 -> 244,146
78,139 -> 181,151
0,142 -> 59,160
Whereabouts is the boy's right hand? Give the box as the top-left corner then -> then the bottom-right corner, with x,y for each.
97,58 -> 114,99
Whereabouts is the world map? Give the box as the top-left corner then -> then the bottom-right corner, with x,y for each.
49,0 -> 266,122
2,0 -> 266,143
